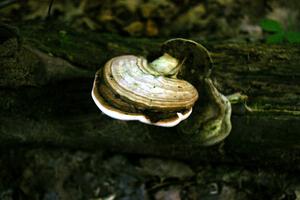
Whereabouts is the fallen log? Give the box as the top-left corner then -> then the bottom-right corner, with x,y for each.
1,22 -> 299,168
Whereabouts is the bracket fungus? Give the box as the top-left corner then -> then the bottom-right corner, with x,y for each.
92,38 -> 232,145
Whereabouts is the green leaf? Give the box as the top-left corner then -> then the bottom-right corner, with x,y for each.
285,31 -> 300,43
259,19 -> 283,32
266,32 -> 285,44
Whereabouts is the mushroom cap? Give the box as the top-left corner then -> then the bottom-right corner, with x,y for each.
103,55 -> 198,111
92,77 -> 193,127
92,55 -> 198,127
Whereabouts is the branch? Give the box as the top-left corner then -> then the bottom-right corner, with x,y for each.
1,22 -> 300,168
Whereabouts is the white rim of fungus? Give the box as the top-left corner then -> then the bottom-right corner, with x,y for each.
92,82 -> 192,127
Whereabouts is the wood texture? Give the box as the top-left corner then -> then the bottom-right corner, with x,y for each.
1,22 -> 299,168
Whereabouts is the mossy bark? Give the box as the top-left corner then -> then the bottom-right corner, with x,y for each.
1,22 -> 300,168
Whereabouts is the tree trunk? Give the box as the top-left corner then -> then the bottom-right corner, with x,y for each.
1,22 -> 299,168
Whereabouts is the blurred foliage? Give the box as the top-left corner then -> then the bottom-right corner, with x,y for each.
0,0 -> 258,40
0,149 -> 299,200
1,0 -> 299,41
260,18 -> 283,32
260,18 -> 300,44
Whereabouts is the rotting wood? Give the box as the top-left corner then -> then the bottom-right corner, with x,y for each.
1,22 -> 299,168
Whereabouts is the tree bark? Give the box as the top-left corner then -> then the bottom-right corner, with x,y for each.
1,22 -> 300,168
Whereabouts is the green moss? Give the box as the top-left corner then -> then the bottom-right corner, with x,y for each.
248,102 -> 300,116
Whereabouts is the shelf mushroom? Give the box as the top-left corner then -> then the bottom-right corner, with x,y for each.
92,52 -> 199,127
92,38 -> 232,145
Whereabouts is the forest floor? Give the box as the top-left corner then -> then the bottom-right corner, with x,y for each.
1,0 -> 300,199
